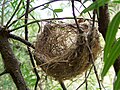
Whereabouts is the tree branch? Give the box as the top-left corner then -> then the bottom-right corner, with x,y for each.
5,0 -> 22,27
24,0 -> 40,90
1,0 -> 6,25
8,34 -> 35,49
59,80 -> 67,90
0,26 -> 29,90
76,66 -> 93,90
97,4 -> 110,39
71,0 -> 83,33
7,0 -> 86,28
9,17 -> 87,32
7,0 -> 62,28
0,70 -> 7,76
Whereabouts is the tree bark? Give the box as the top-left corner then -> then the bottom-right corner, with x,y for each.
0,26 -> 29,90
97,4 -> 110,39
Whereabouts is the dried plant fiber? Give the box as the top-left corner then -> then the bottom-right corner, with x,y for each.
34,21 -> 101,81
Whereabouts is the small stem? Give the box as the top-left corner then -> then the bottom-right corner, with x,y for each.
9,34 -> 35,49
24,0 -> 40,89
1,0 -> 6,25
9,17 -> 86,32
86,43 -> 102,90
0,70 -> 7,76
76,66 -> 93,90
59,80 -> 67,90
83,9 -> 102,90
85,71 -> 88,90
5,0 -> 22,27
71,0 -> 83,33
78,0 -> 92,19
7,0 -> 61,28
7,0 -> 85,28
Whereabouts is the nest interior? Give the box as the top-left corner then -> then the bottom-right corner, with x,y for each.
34,21 -> 101,81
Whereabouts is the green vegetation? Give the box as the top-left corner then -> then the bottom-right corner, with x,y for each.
0,0 -> 120,90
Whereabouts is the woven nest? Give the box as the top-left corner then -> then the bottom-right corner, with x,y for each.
34,21 -> 101,81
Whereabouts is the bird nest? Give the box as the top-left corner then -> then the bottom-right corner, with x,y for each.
34,21 -> 101,81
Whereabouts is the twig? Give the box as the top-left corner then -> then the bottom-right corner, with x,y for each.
0,0 -> 11,6
85,71 -> 88,90
85,25 -> 102,90
78,0 -> 92,19
9,17 -> 98,32
30,14 -> 41,33
7,0 -> 85,28
86,44 -> 102,90
80,9 -> 102,90
24,1 -> 40,90
22,2 -> 41,33
1,0 -> 6,25
25,0 -> 29,41
71,0 -> 83,33
76,66 -> 93,90
8,17 -> 85,32
8,34 -> 35,49
5,0 -> 22,27
0,70 -> 7,76
59,80 -> 67,90
90,10 -> 102,90
92,10 -> 96,28
7,0 -> 62,28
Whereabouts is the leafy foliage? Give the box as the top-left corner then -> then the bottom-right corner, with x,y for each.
0,0 -> 120,90
82,0 -> 109,13
114,71 -> 120,90
82,0 -> 120,90
102,11 -> 120,90
53,8 -> 63,13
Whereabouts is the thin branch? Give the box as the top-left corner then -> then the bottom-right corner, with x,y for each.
76,66 -> 93,90
7,0 -> 85,28
0,70 -> 7,76
1,0 -> 6,25
30,14 -> 41,33
71,0 -> 83,33
78,0 -> 92,19
24,0 -> 40,90
25,0 -> 29,40
9,17 -> 88,32
89,10 -> 102,90
22,2 -> 41,33
92,10 -> 96,28
9,34 -> 35,49
7,0 -> 62,28
0,0 -> 11,6
85,71 -> 88,90
5,0 -> 23,27
86,44 -> 102,90
59,80 -> 67,90
79,9 -> 102,90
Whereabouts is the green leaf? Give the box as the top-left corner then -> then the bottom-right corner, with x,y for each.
114,70 -> 120,90
112,0 -> 120,3
53,9 -> 63,13
82,0 -> 109,13
104,12 -> 120,63
102,38 -> 120,78
41,4 -> 49,10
